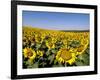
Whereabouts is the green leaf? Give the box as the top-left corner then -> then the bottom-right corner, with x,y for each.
58,63 -> 64,67
27,65 -> 33,68
76,53 -> 89,66
46,50 -> 51,56
25,61 -> 31,65
32,62 -> 39,68
48,54 -> 55,64
75,61 -> 85,66
68,40 -> 80,48
51,48 -> 57,54
54,60 -> 58,65
78,53 -> 89,60
85,47 -> 90,54
36,43 -> 41,49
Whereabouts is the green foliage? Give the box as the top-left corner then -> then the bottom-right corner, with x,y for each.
68,40 -> 80,48
75,47 -> 90,66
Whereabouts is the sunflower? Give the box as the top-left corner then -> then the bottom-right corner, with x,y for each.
37,50 -> 44,57
56,48 -> 76,65
46,41 -> 55,49
23,48 -> 36,63
35,34 -> 42,43
76,43 -> 89,55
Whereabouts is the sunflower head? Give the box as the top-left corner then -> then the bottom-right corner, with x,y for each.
46,41 -> 55,49
77,45 -> 84,52
23,48 -> 36,63
56,48 -> 76,65
35,34 -> 42,43
37,50 -> 44,57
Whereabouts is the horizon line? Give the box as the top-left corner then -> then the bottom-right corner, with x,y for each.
23,26 -> 89,31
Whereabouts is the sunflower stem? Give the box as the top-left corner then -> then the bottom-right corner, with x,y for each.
65,62 -> 66,67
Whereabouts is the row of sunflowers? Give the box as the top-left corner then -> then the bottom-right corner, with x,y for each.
22,27 -> 90,68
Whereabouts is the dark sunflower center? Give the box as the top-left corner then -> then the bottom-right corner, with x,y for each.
49,43 -> 53,47
77,45 -> 84,52
27,50 -> 33,57
60,50 -> 72,60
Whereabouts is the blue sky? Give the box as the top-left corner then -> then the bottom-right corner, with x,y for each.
22,11 -> 90,30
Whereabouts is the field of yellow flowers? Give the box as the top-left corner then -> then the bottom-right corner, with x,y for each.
22,27 -> 90,68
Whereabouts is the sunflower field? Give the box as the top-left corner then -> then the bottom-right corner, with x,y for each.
22,27 -> 90,68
